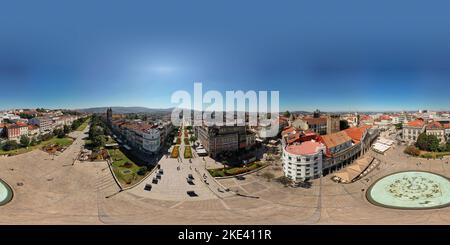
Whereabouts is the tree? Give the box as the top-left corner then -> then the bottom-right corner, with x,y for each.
283,111 -> 291,118
92,135 -> 105,148
63,125 -> 71,134
19,113 -> 34,119
447,140 -> 450,152
395,123 -> 403,130
261,172 -> 275,182
428,135 -> 440,152
40,133 -> 53,141
404,145 -> 420,156
30,138 -> 39,146
415,133 -> 429,151
278,176 -> 292,186
340,120 -> 350,130
2,140 -> 19,151
103,126 -> 111,136
20,135 -> 30,147
137,166 -> 148,176
89,126 -> 104,140
416,133 -> 440,152
53,128 -> 66,138
189,136 -> 197,143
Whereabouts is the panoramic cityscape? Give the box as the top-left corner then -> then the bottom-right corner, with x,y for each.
1,106 -> 450,224
1,0 -> 450,232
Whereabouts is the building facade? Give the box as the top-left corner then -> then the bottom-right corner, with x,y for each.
402,119 -> 426,142
326,115 -> 341,134
195,125 -> 256,158
29,117 -> 54,133
445,124 -> 450,139
282,126 -> 380,182
426,121 -> 446,143
282,140 -> 326,181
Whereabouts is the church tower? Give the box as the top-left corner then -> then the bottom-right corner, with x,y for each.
106,108 -> 112,126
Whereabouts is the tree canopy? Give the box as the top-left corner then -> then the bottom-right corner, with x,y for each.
415,133 -> 440,152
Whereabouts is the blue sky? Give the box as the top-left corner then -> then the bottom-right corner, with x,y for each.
1,0 -> 450,111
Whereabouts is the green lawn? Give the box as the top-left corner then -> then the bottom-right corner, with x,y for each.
0,136 -> 74,156
208,161 -> 265,177
420,151 -> 450,159
45,137 -> 74,147
107,148 -> 143,185
105,136 -> 117,144
76,118 -> 90,131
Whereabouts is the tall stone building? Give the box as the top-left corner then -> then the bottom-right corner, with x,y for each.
327,114 -> 341,134
106,108 -> 112,126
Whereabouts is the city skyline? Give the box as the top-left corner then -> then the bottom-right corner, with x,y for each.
2,1 -> 450,111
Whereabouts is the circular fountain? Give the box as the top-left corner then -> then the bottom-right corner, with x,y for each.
0,179 -> 13,206
367,171 -> 450,209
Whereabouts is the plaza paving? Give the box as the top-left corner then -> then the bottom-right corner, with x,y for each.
1,127 -> 449,224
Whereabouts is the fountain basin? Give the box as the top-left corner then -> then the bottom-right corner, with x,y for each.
367,171 -> 450,209
0,178 -> 13,206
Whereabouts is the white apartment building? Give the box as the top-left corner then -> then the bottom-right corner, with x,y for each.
29,117 -> 54,133
282,140 -> 326,181
143,127 -> 161,153
27,125 -> 40,138
1,113 -> 20,122
445,124 -> 450,139
402,119 -> 426,142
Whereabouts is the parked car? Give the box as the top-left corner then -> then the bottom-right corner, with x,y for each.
144,184 -> 152,191
187,191 -> 198,197
152,178 -> 158,184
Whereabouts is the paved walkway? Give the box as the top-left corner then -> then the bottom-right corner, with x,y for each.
1,127 -> 450,224
127,125 -> 218,201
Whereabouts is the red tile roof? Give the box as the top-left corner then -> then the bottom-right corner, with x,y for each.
281,126 -> 296,137
303,116 -> 327,125
285,141 -> 324,155
426,121 -> 443,130
16,122 -> 28,127
359,115 -> 371,121
444,123 -> 450,129
286,132 -> 301,144
320,131 -> 352,148
28,125 -> 39,130
343,125 -> 371,143
406,119 -> 425,127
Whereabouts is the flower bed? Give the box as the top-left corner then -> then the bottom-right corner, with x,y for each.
171,146 -> 180,158
184,146 -> 192,158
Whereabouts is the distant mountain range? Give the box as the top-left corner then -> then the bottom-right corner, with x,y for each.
77,106 -> 174,114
